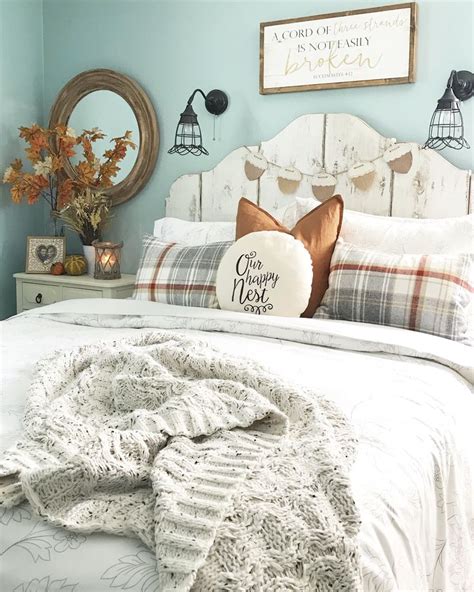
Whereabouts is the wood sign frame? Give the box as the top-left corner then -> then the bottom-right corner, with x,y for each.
260,3 -> 417,95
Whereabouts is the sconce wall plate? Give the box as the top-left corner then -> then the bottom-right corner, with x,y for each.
452,70 -> 474,102
205,89 -> 228,116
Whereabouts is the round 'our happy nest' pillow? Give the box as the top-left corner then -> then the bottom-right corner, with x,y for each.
216,231 -> 313,317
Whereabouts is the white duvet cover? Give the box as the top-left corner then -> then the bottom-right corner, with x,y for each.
1,299 -> 473,592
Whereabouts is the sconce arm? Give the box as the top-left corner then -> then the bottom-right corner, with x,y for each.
186,89 -> 207,106
186,88 -> 228,116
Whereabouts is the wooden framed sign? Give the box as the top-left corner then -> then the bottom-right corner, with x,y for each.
260,3 -> 417,94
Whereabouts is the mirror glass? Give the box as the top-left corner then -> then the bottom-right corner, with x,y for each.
68,90 -> 140,184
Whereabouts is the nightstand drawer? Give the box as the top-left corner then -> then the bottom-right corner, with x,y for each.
14,272 -> 136,314
22,282 -> 60,309
62,286 -> 103,300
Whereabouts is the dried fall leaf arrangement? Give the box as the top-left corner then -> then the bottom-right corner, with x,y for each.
3,124 -> 136,238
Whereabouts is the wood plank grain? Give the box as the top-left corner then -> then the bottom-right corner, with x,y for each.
391,145 -> 470,218
324,113 -> 393,216
259,114 -> 325,216
166,174 -> 201,221
201,146 -> 258,221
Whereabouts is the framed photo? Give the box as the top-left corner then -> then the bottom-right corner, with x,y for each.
260,3 -> 417,94
26,236 -> 66,273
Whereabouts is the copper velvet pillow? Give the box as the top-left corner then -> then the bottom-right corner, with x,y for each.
236,196 -> 344,317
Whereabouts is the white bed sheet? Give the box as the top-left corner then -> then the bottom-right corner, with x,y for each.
1,299 -> 473,592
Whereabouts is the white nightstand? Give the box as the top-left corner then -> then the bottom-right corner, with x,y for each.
14,272 -> 136,314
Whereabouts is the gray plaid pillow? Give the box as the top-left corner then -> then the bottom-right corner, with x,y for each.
133,235 -> 232,308
316,241 -> 473,344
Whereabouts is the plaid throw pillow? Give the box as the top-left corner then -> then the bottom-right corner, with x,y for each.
133,235 -> 232,308
315,241 -> 473,343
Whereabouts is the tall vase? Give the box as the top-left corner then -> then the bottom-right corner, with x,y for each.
83,245 -> 95,277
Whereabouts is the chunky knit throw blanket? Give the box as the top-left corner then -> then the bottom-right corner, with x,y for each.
0,331 -> 361,591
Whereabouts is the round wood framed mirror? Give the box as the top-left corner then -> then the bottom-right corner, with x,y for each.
49,68 -> 159,206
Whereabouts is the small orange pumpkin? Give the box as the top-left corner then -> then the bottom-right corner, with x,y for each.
50,261 -> 65,275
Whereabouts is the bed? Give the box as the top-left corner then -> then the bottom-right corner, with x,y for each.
1,114 -> 473,592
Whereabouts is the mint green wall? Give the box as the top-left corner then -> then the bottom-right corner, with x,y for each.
42,0 -> 474,274
0,0 -> 44,319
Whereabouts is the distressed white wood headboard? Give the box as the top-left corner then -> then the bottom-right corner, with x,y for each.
166,113 -> 472,221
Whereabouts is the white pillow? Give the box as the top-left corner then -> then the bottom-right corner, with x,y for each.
295,197 -> 474,254
153,217 -> 235,245
216,231 -> 312,317
154,205 -> 293,246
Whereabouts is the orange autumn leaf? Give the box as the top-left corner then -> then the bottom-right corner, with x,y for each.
25,174 -> 49,204
58,137 -> 77,159
57,177 -> 74,208
5,169 -> 20,184
114,130 -> 136,148
53,124 -> 67,135
4,123 -> 136,214
98,161 -> 120,186
18,124 -> 43,142
8,173 -> 49,205
98,176 -> 114,189
102,149 -> 115,160
10,184 -> 22,203
75,160 -> 97,185
82,128 -> 105,142
51,155 -> 63,173
20,123 -> 39,134
25,147 -> 40,163
3,160 -> 21,184
25,138 -> 46,163
81,136 -> 96,166
31,131 -> 49,148
20,125 -> 50,163
11,158 -> 23,172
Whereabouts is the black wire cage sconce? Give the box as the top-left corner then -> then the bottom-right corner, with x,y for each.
424,70 -> 474,151
168,89 -> 228,156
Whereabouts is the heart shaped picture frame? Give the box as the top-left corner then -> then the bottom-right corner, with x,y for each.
26,236 -> 66,273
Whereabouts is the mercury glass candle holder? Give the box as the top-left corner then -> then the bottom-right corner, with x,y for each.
92,240 -> 123,280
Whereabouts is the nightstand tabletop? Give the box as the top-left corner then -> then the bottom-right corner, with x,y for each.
14,272 -> 136,288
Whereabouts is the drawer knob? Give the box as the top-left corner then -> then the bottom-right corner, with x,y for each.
35,293 -> 43,304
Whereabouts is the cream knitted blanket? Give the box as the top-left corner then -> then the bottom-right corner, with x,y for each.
0,331 -> 361,591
